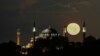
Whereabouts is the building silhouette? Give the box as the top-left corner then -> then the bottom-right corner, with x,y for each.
1,21 -> 100,56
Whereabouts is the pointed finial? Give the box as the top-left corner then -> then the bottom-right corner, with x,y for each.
83,21 -> 86,32
83,20 -> 85,26
17,28 -> 20,32
64,26 -> 67,33
33,20 -> 36,32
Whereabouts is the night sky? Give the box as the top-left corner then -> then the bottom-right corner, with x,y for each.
0,0 -> 100,45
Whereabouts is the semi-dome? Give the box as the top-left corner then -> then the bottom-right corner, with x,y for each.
39,27 -> 59,39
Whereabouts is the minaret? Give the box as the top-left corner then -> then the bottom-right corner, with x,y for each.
16,28 -> 20,45
32,21 -> 36,47
83,21 -> 86,42
63,26 -> 67,37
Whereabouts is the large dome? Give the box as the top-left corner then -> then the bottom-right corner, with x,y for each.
41,28 -> 58,34
39,27 -> 59,39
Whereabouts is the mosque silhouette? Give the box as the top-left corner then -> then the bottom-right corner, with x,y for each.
0,21 -> 100,56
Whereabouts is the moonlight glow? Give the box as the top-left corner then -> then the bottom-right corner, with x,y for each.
67,23 -> 80,35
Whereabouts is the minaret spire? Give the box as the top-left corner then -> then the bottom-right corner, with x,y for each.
32,21 -> 36,47
63,26 -> 67,37
25,21 -> 36,48
33,21 -> 36,32
83,21 -> 86,42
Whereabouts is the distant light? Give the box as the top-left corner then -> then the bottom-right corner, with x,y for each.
24,52 -> 28,55
22,46 -> 26,48
67,23 -> 80,35
83,27 -> 86,32
64,27 -> 67,33
30,38 -> 34,42
26,43 -> 31,48
56,46 -> 63,50
21,52 -> 25,55
21,52 -> 28,55
33,27 -> 36,32
17,32 -> 20,35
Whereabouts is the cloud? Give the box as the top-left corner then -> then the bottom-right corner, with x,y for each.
61,0 -> 90,12
21,0 -> 37,9
78,1 -> 91,6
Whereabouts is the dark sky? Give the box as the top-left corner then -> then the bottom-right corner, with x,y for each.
0,0 -> 100,45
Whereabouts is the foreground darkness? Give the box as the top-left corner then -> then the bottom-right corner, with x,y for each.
0,35 -> 100,56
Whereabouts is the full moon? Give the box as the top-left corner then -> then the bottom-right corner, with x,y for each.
67,23 -> 80,35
